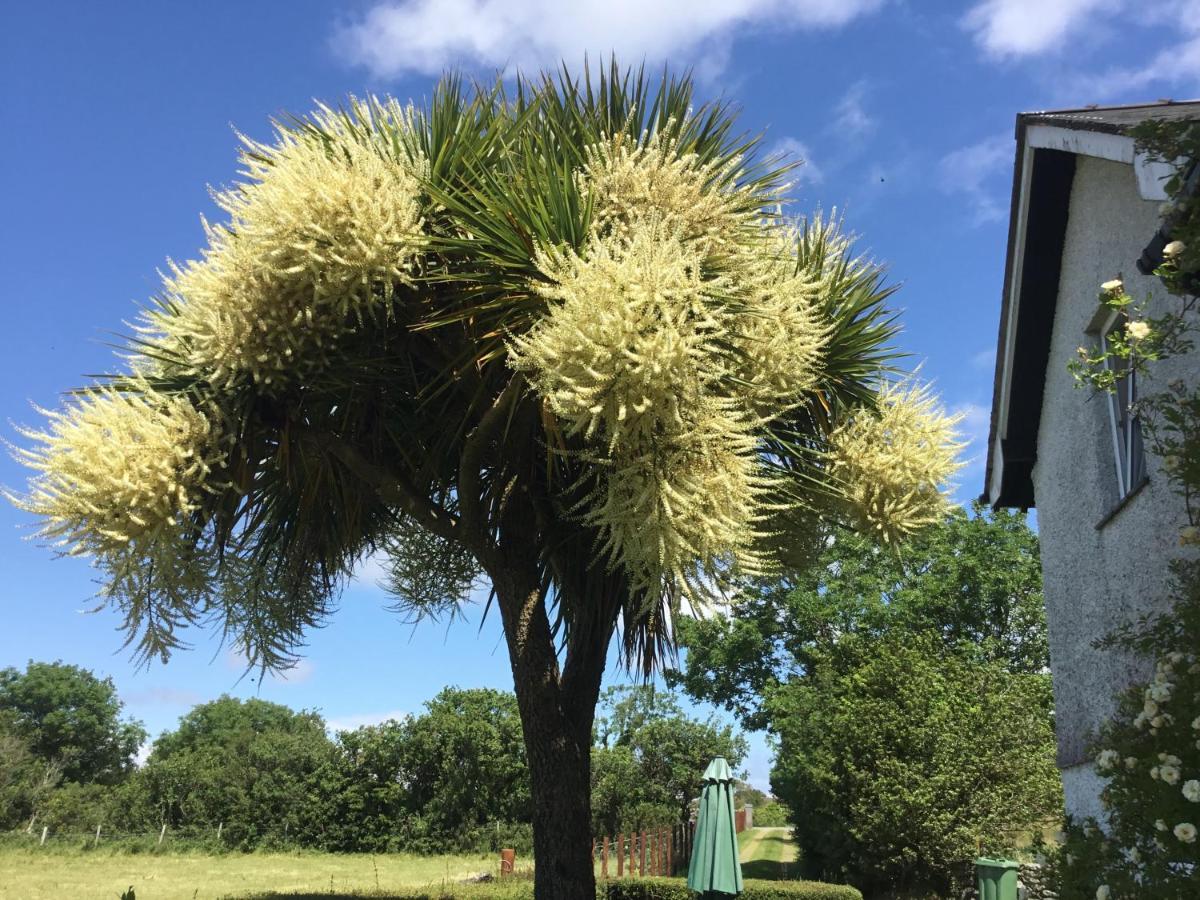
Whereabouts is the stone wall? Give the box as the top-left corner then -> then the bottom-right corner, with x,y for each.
960,862 -> 1054,900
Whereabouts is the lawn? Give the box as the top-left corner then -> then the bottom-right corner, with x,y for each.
738,826 -> 800,881
0,847 -> 525,900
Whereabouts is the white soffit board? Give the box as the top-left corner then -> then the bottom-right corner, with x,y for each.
1025,124 -> 1172,200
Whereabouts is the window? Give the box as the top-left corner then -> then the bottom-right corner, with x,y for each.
1099,310 -> 1147,499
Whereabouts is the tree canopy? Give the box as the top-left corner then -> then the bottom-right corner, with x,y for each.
590,685 -> 746,834
0,661 -> 145,786
672,504 -> 1047,729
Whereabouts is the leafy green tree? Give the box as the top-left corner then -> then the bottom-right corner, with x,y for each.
673,507 -> 1057,891
138,696 -> 338,848
0,730 -> 61,829
672,504 -> 1046,729
770,634 -> 1059,893
9,64 -> 962,897
0,661 -> 145,785
591,686 -> 746,832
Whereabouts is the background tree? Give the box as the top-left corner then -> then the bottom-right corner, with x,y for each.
673,506 -> 1058,891
333,687 -> 532,852
770,634 -> 1059,893
672,504 -> 1046,728
8,65 -> 961,898
136,696 -> 338,849
0,661 -> 145,786
590,685 -> 746,834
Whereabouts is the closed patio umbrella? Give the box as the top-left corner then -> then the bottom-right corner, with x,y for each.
687,757 -> 743,897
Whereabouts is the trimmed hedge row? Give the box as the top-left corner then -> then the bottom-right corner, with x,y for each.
599,877 -> 863,900
250,876 -> 862,900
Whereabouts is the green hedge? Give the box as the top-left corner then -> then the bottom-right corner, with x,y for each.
246,876 -> 862,900
599,876 -> 862,900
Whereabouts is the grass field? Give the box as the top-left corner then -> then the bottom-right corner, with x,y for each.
0,828 -> 799,899
738,826 -> 800,880
0,847 -> 528,900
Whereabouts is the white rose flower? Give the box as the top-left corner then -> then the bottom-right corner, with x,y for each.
1174,822 -> 1197,843
1144,699 -> 1159,717
1125,756 -> 1138,770
1096,749 -> 1121,771
1096,885 -> 1111,900
1163,454 -> 1182,472
1102,278 -> 1124,293
1162,765 -> 1181,785
1152,766 -> 1161,780
1127,320 -> 1151,341
1156,818 -> 1168,831
1149,682 -> 1173,702
1168,652 -> 1186,665
1192,715 -> 1200,731
1164,240 -> 1186,258
1151,716 -> 1165,729
1183,779 -> 1200,803
1181,526 -> 1200,545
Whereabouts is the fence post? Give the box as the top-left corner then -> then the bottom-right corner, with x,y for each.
617,832 -> 624,876
158,822 -> 166,846
216,821 -> 223,841
40,825 -> 47,846
500,848 -> 515,878
602,835 -> 609,879
94,824 -> 101,848
640,830 -> 647,876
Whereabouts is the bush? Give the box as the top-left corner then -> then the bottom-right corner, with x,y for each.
753,802 -> 790,827
598,876 -> 862,900
770,632 -> 1060,895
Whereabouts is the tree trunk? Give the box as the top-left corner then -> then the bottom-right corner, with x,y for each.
492,562 -> 608,900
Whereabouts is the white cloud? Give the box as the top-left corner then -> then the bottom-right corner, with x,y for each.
833,80 -> 873,138
970,347 -> 997,371
335,0 -> 886,79
124,687 -> 203,707
326,709 -> 409,732
767,137 -> 823,185
938,134 -> 1013,226
224,650 -> 316,685
962,0 -> 1118,58
964,0 -> 1200,96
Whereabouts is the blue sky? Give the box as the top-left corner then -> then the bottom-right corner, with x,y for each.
1,1 -> 1197,790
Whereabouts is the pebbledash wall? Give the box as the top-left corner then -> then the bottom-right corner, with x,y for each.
1032,154 -> 1197,821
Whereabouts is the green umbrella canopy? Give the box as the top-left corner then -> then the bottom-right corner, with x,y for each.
687,757 -> 744,897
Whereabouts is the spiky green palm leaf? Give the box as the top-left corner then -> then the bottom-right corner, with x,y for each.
11,63 -> 957,677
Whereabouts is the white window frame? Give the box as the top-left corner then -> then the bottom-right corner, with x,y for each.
1098,309 -> 1147,499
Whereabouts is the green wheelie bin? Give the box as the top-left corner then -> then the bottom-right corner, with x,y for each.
975,857 -> 1020,900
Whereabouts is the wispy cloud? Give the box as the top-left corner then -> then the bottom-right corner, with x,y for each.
326,709 -> 409,732
832,80 -> 874,138
767,137 -> 823,186
124,687 -> 204,707
225,650 -> 316,685
938,135 -> 1013,226
964,0 -> 1200,98
970,347 -> 997,371
335,0 -> 887,80
962,0 -> 1118,58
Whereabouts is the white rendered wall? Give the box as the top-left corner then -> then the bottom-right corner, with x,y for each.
1032,155 -> 1196,821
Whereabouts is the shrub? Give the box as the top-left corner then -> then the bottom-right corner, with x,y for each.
598,876 -> 862,900
770,632 -> 1060,894
754,802 -> 791,827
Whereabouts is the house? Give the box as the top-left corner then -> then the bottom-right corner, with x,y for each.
983,100 -> 1200,822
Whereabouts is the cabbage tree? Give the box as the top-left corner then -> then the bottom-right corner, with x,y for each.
10,64 -> 960,898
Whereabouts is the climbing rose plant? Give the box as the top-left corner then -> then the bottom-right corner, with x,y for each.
1053,118 -> 1200,900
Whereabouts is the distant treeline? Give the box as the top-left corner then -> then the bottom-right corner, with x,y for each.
0,662 -> 772,853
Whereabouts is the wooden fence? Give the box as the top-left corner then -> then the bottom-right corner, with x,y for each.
591,823 -> 695,879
